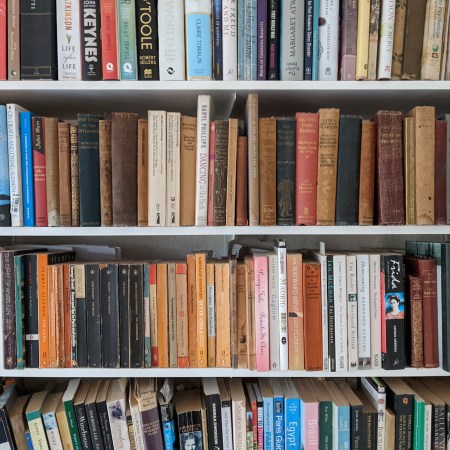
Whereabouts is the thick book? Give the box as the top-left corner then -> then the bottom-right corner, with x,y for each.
20,0 -> 57,79
10,394 -> 30,449
136,0 -> 158,80
22,254 -> 38,368
175,389 -> 206,449
335,116 -> 363,225
80,0 -> 101,80
78,114 -> 102,226
98,119 -> 112,226
100,0 -> 118,80
340,0 -> 358,80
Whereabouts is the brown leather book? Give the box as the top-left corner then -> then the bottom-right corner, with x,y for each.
236,262 -> 248,368
435,119 -> 447,225
316,108 -> 340,225
358,120 -> 376,225
180,116 -> 197,226
187,254 -> 197,367
99,120 -> 112,226
407,275 -> 424,367
213,120 -> 229,226
303,259 -> 323,371
244,255 -> 256,370
70,124 -> 80,226
226,118 -> 239,226
157,263 -> 169,368
236,136 -> 249,226
402,0 -> 427,79
137,119 -> 148,226
407,106 -> 435,224
404,257 -> 439,368
373,110 -> 405,225
44,117 -> 60,227
111,112 -> 139,226
58,122 -> 72,227
258,117 -> 277,225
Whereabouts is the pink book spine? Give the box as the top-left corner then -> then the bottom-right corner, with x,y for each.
207,122 -> 216,226
253,254 -> 270,371
304,403 -> 319,449
149,264 -> 158,367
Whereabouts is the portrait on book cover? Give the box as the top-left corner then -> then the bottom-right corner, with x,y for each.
385,293 -> 405,319
180,431 -> 202,450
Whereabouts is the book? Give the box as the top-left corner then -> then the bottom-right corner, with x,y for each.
435,119 -> 447,224
70,124 -> 80,226
340,0 -> 358,80
80,0 -> 101,80
7,0 -> 20,81
32,116 -> 48,227
106,379 -> 131,449
166,112 -> 181,226
96,380 -> 114,450
203,378 -> 224,449
377,0 -> 395,79
245,94 -> 259,226
215,261 -> 231,368
99,119 -> 112,226
369,254 -> 382,370
367,0 -> 380,80
100,0 -> 119,80
136,0 -> 158,80
137,119 -> 148,227
176,263 -> 189,368
58,122 -> 72,227
318,0 -> 339,80
84,380 -> 104,450
229,379 -> 247,447
213,120 -> 228,226
20,111 -> 35,227
117,0 -> 137,80
222,0 -> 237,81
44,117 -> 60,227
26,390 -> 50,449
63,379 -> 83,449
226,118 -> 238,226
73,381 -> 93,449
213,0 -> 223,80
0,105 -> 10,226
10,394 -> 31,449
267,0 -> 280,80
391,0 -> 407,79
356,0 -> 370,80
236,136 -> 249,226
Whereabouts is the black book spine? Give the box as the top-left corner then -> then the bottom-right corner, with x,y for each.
24,254 -> 39,368
382,254 -> 406,370
78,114 -> 102,226
350,404 -> 363,449
205,393 -> 223,450
136,0 -> 159,80
20,0 -> 57,79
47,251 -> 76,265
86,264 -> 101,368
365,410 -> 377,449
393,394 -> 414,450
304,0 -> 313,79
0,408 -> 16,449
213,0 -> 223,80
432,404 -> 446,448
76,265 -> 88,368
101,264 -> 119,368
213,120 -> 229,226
267,0 -> 280,80
119,264 -> 130,368
335,116 -> 363,225
97,401 -> 114,450
327,255 -> 336,372
85,402 -> 105,450
75,403 -> 94,450
80,0 -> 102,80
130,264 -> 144,368
2,252 -> 16,369
69,264 -> 78,367
276,117 -> 296,225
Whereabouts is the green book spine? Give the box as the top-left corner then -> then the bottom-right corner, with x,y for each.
118,0 -> 138,80
14,256 -> 24,369
319,401 -> 332,450
64,401 -> 82,450
413,397 -> 424,450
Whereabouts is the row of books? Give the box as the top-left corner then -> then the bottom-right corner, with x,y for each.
1,376 -> 450,449
2,239 -> 447,372
3,0 -> 449,81
0,94 -> 447,228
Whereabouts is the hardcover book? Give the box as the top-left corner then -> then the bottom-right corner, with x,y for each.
340,0 -> 358,80
99,119 -> 112,226
80,0 -> 101,80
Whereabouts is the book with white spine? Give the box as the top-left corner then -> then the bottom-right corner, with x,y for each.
148,110 -> 167,226
369,253 -> 382,369
222,0 -> 238,80
158,0 -> 186,80
129,383 -> 145,450
357,253 -> 371,368
377,0 -> 395,79
280,0 -> 304,80
268,253 -> 280,370
274,240 -> 288,370
7,103 -> 27,226
318,0 -> 339,80
56,0 -> 81,80
217,378 -> 233,450
166,112 -> 181,226
42,392 -> 64,450
106,379 -> 131,450
361,377 -> 386,450
346,254 -> 358,371
195,95 -> 213,226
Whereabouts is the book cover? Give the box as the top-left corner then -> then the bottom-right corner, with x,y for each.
100,0 -> 118,80
136,0 -> 159,80
222,0 -> 237,80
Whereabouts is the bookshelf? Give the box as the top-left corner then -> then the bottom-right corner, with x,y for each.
1,80 -> 450,378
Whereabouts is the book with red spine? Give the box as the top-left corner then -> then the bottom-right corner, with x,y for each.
435,119 -> 447,225
32,116 -> 48,227
100,0 -> 119,80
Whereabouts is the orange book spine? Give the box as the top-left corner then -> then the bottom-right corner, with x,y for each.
195,253 -> 207,368
48,265 -> 57,368
187,254 -> 197,367
215,262 -> 231,368
157,263 -> 169,368
206,262 -> 216,367
149,264 -> 158,367
176,263 -> 189,368
63,264 -> 72,368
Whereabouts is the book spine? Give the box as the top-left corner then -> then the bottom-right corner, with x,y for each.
236,136 -> 248,226
312,0 -> 319,79
58,123 -> 72,227
195,253 -> 207,367
403,117 -> 416,225
280,0 -> 303,80
137,119 -> 148,226
136,0 -> 158,80
254,255 -> 270,371
304,0 -> 313,79
70,124 -> 80,226
57,0 -> 82,80
14,257 -> 24,369
274,395 -> 284,449
267,0 -> 280,79
236,263 -> 248,368
32,117 -> 48,226
213,120 -> 228,226
117,0 -> 138,80
187,254 -> 197,367
339,0 -> 358,80
206,263 -> 216,367
65,400 -> 83,450
20,112 -> 34,226
166,112 -> 181,226
100,0 -> 118,80
357,255 -> 371,368
43,409 -> 64,449
393,394 -> 414,449
246,94 -> 259,226
86,264 -> 101,367
213,0 -> 223,79
80,0 -> 101,80
243,0 -> 257,80
407,275 -> 424,367
185,0 -> 213,80
275,244 -> 288,370
119,264 -> 130,368
346,255 -> 358,370
68,265 -> 77,367
367,0 -> 380,80
168,263 -> 177,367
149,263 -> 158,366
333,255 -> 348,372
226,119 -> 238,226
263,395 -> 274,448
27,414 -> 49,449
176,263 -> 189,367
157,263 -> 169,367
74,403 -> 92,450
435,119 -> 447,224
24,255 -> 39,367
130,264 -> 144,368
2,252 -> 16,369
98,120 -> 112,226
356,0 -> 370,80
268,255 -> 280,370
195,95 -> 211,226
158,0 -> 186,80
318,0 -> 339,80
222,0 -> 238,80
377,0 -> 395,79
285,396 -> 300,448
369,254 -> 382,369
44,117 -> 60,227
229,259 -> 238,368
391,0 -> 407,79
0,106 -> 10,226
257,0 -> 267,80
85,402 -> 103,449
75,264 -> 87,367
7,0 -> 20,80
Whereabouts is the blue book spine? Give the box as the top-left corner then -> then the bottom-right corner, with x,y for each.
263,395 -> 274,449
237,0 -> 246,80
162,419 -> 176,450
274,396 -> 284,450
304,0 -> 313,79
25,431 -> 34,449
338,405 -> 351,449
0,106 -> 10,227
244,0 -> 257,80
20,112 -> 35,227
213,0 -> 223,80
312,0 -> 319,79
118,0 -> 138,80
285,397 -> 300,450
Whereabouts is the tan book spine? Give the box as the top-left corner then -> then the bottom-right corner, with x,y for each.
180,116 -> 197,226
391,0 -> 408,79
236,262 -> 248,368
7,0 -> 20,80
258,117 -> 277,225
56,405 -> 73,449
157,263 -> 169,368
245,256 -> 256,370
99,119 -> 112,226
187,254 -> 198,367
207,262 -> 216,367
404,117 -> 416,225
167,262 -> 177,368
167,112 -> 181,226
236,136 -> 249,226
246,94 -> 259,226
176,263 -> 189,368
45,117 -> 60,226
196,253 -> 207,368
215,261 -> 231,367
70,124 -> 80,226
358,120 -> 376,225
137,119 -> 148,226
407,106 -> 435,224
356,0 -> 370,80
48,265 -> 57,368
316,109 -> 340,225
58,122 -> 72,226
226,118 -> 239,226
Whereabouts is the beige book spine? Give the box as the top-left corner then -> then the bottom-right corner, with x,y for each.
99,120 -> 112,226
137,119 -> 148,226
167,112 -> 181,226
216,262 -> 231,367
207,263 -> 216,367
226,118 -> 239,226
356,0 -> 370,80
195,253 -> 207,368
391,0 -> 408,79
175,263 -> 189,367
28,417 -> 50,450
403,117 -> 416,224
7,0 -> 20,80
246,94 -> 259,226
236,262 -> 248,368
58,122 -> 72,227
245,256 -> 256,370
70,125 -> 80,226
157,263 -> 169,368
45,118 -> 60,227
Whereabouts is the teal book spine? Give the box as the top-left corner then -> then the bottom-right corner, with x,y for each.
0,105 -> 10,226
64,401 -> 82,450
237,0 -> 245,80
337,405 -> 351,449
20,112 -> 35,227
413,397 -> 424,450
14,255 -> 24,369
118,0 -> 138,80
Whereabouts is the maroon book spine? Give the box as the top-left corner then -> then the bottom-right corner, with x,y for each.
435,119 -> 447,224
32,116 -> 48,227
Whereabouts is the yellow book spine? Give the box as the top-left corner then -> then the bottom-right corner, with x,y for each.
356,0 -> 371,80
